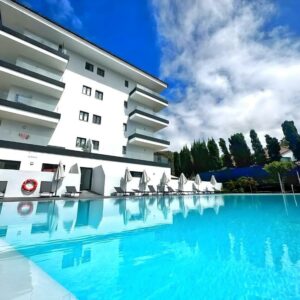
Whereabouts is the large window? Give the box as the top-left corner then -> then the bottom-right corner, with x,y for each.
130,171 -> 143,178
85,62 -> 94,72
93,115 -> 101,125
92,140 -> 99,150
41,163 -> 58,172
79,111 -> 89,122
76,137 -> 86,148
95,90 -> 103,100
82,85 -> 92,96
97,67 -> 105,77
0,159 -> 20,170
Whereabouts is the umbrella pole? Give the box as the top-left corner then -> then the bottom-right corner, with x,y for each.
54,179 -> 59,197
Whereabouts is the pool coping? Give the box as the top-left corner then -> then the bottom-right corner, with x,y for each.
0,240 -> 76,300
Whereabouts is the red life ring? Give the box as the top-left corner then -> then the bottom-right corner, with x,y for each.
21,179 -> 38,193
17,202 -> 33,216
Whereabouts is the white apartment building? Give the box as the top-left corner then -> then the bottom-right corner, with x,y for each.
0,0 -> 171,197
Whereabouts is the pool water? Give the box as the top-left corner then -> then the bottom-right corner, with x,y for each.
0,194 -> 300,299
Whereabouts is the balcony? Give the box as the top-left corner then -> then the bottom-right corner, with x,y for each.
0,24 -> 68,72
0,60 -> 65,98
0,98 -> 60,128
128,129 -> 170,151
129,84 -> 168,112
128,108 -> 169,131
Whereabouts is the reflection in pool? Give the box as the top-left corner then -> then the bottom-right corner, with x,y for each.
0,194 -> 299,299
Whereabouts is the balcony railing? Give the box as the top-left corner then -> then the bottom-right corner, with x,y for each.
0,60 -> 65,88
129,84 -> 168,105
129,109 -> 169,125
0,24 -> 69,60
128,129 -> 170,146
0,98 -> 61,120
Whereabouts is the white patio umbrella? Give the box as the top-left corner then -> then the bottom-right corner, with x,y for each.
210,175 -> 217,186
53,161 -> 65,196
124,168 -> 132,192
140,170 -> 151,192
178,173 -> 187,191
85,139 -> 92,153
160,172 -> 170,192
194,174 -> 202,190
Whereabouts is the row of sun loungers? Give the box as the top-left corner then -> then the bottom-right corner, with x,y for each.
0,180 -> 81,198
114,185 -> 216,197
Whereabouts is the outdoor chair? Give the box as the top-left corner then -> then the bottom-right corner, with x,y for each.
148,185 -> 157,195
65,186 -> 82,197
132,189 -> 149,196
167,186 -> 178,195
114,187 -> 134,196
0,181 -> 7,198
39,181 -> 54,197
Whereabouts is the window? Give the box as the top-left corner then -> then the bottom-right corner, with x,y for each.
130,171 -> 143,178
93,114 -> 101,124
122,146 -> 127,155
79,111 -> 89,122
124,101 -> 128,109
41,163 -> 58,172
82,85 -> 91,96
123,123 -> 127,132
97,67 -> 105,77
76,137 -> 86,148
0,159 -> 20,170
125,80 -> 129,88
95,90 -> 103,100
85,62 -> 94,72
92,140 -> 99,150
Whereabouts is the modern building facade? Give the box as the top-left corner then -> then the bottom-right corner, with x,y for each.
0,0 -> 170,197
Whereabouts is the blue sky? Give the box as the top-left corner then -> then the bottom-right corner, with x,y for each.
19,0 -> 300,150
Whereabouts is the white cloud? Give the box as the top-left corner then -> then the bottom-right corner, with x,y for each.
46,0 -> 82,29
151,0 -> 300,151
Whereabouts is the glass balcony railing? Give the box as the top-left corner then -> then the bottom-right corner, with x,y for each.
133,84 -> 168,103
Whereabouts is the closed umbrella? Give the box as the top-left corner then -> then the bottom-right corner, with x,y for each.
140,170 -> 150,192
210,175 -> 217,186
178,173 -> 187,191
54,161 -> 65,196
124,168 -> 132,193
160,172 -> 170,192
194,174 -> 201,190
85,139 -> 92,153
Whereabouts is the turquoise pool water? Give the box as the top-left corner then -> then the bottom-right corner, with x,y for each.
0,194 -> 300,299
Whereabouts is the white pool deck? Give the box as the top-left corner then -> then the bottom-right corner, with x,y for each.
0,240 -> 76,300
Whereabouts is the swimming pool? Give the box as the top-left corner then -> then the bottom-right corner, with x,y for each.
0,194 -> 299,299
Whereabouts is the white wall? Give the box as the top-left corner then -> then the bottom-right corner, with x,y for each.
0,147 -> 170,197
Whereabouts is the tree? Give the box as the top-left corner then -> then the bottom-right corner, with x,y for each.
264,161 -> 294,186
180,146 -> 193,178
282,120 -> 300,160
250,129 -> 267,165
173,152 -> 181,177
219,138 -> 234,168
228,133 -> 252,167
191,140 -> 210,173
207,138 -> 222,170
265,135 -> 281,162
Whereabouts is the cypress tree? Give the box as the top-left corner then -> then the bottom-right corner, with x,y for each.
180,146 -> 193,178
219,138 -> 233,168
191,140 -> 211,174
265,135 -> 281,162
282,120 -> 300,160
173,152 -> 181,177
250,129 -> 267,165
207,138 -> 222,170
228,133 -> 252,167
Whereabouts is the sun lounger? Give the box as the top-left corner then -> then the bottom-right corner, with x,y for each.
114,187 -> 134,196
132,189 -> 149,196
65,186 -> 82,197
148,185 -> 158,195
0,181 -> 7,198
167,186 -> 178,195
39,181 -> 54,197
